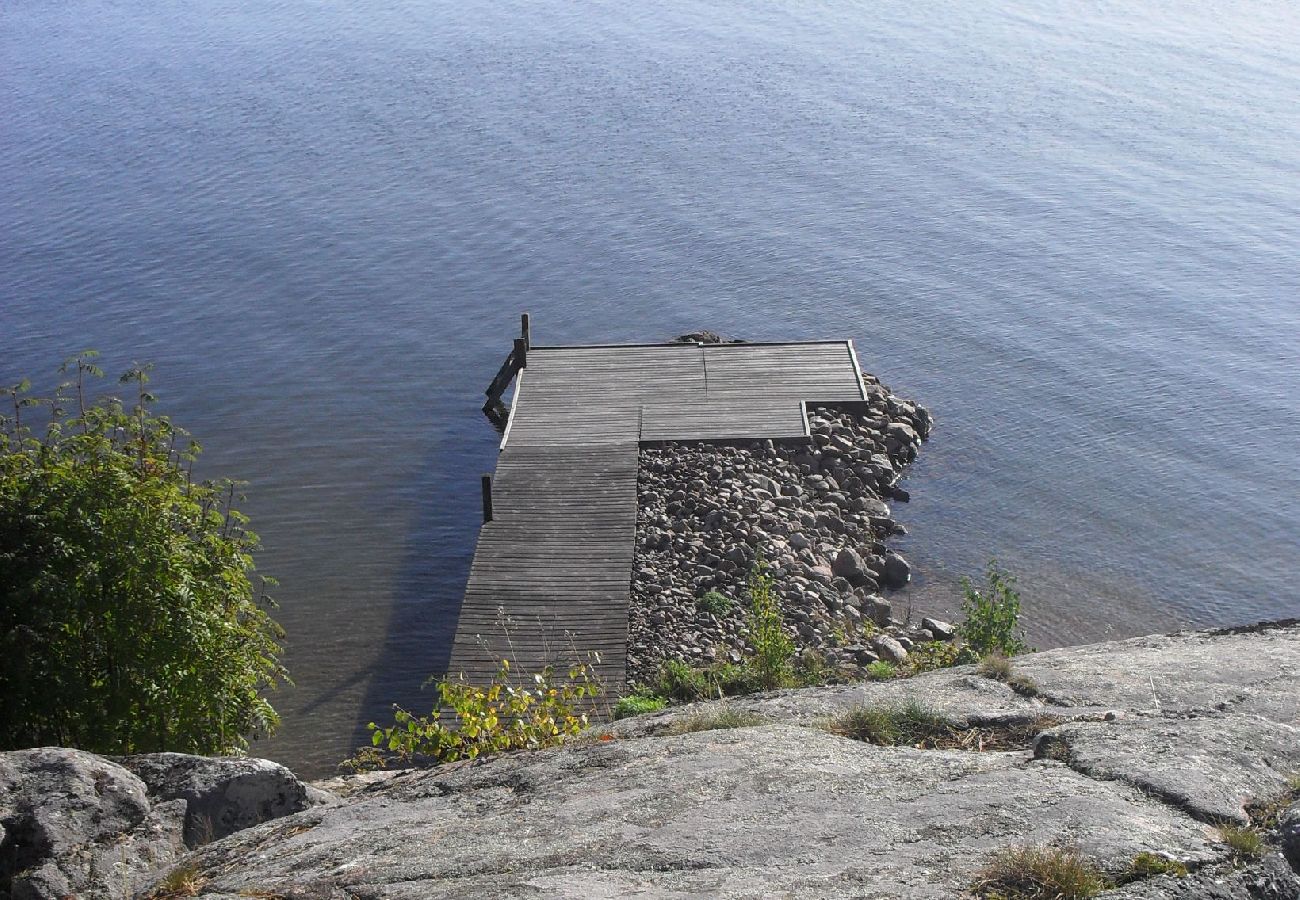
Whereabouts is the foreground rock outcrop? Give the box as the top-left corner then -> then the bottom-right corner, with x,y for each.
27,619 -> 1282,900
0,750 -> 320,899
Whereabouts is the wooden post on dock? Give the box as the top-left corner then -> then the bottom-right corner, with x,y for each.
514,337 -> 527,369
521,312 -> 531,350
481,474 -> 494,523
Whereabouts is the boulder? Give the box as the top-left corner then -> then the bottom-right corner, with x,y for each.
921,617 -> 956,641
118,752 -> 313,847
0,747 -> 186,899
880,551 -> 911,589
871,634 -> 909,664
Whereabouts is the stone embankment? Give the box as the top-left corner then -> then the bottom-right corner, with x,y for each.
5,622 -> 1298,899
629,375 -> 935,686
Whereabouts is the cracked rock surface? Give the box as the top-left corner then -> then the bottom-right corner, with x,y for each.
152,621 -> 1300,899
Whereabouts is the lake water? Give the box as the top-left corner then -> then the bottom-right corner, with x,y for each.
3,0 -> 1298,777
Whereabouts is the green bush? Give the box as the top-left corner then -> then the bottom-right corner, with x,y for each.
613,692 -> 667,720
865,660 -> 897,681
696,590 -> 732,616
958,561 -> 1031,660
0,356 -> 286,754
362,657 -> 600,766
905,640 -> 961,675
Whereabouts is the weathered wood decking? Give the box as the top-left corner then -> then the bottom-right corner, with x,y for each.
448,335 -> 868,692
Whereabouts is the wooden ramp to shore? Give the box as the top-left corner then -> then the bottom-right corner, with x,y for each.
447,322 -> 868,693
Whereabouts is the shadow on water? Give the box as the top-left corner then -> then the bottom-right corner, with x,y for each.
345,415 -> 498,755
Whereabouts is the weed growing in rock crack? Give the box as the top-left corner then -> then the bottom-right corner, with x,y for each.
1245,773 -> 1300,832
1219,824 -> 1265,861
865,660 -> 897,681
696,590 -> 733,616
613,692 -> 668,720
958,561 -> 1032,661
1118,852 -> 1188,882
977,653 -> 1040,697
664,707 -> 767,734
971,845 -> 1105,899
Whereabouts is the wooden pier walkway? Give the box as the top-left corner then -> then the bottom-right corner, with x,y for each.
447,323 -> 869,693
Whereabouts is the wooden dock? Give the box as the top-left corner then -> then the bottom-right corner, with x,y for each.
447,320 -> 869,692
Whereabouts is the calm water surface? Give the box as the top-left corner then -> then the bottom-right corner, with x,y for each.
3,0 -> 1298,776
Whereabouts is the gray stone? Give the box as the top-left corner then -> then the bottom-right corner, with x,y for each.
119,752 -> 312,847
871,634 -> 909,664
831,547 -> 868,581
0,747 -> 186,900
1100,853 -> 1300,899
1276,801 -> 1300,873
921,617 -> 956,640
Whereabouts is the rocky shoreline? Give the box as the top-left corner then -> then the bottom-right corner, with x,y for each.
628,373 -> 938,686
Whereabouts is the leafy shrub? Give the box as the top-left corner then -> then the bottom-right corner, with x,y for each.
0,356 -> 286,754
958,561 -> 1031,660
746,559 -> 794,690
696,590 -> 732,616
972,845 -> 1105,899
655,658 -> 714,703
792,648 -> 838,686
613,692 -> 667,720
664,707 -> 766,734
363,657 -> 600,765
865,660 -> 898,681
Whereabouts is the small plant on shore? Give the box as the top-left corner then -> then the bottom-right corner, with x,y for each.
696,590 -> 733,616
613,692 -> 668,720
972,845 -> 1105,899
958,561 -> 1032,661
865,660 -> 897,681
792,648 -> 838,686
356,656 -> 600,768
1219,824 -> 1265,861
746,558 -> 795,690
905,640 -> 962,675
664,707 -> 766,735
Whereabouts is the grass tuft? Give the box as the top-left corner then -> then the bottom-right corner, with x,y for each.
146,864 -> 206,899
826,700 -> 951,747
1219,824 -> 1265,861
972,845 -> 1105,899
664,707 -> 767,735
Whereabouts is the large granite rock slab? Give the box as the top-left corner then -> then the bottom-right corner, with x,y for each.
186,725 -> 1219,898
0,747 -> 186,900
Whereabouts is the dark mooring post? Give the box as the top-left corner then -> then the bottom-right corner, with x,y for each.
514,337 -> 527,369
521,312 -> 531,350
481,474 -> 494,523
